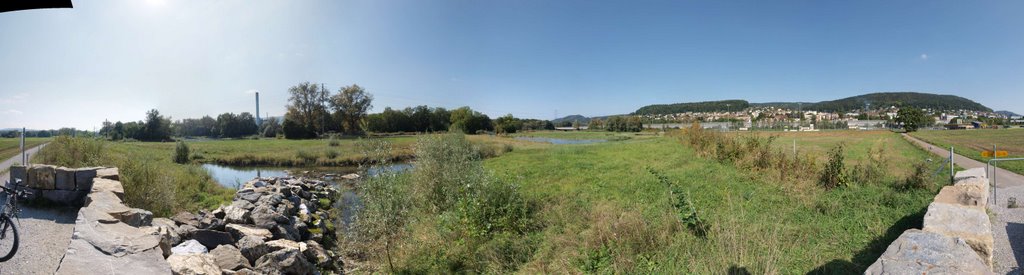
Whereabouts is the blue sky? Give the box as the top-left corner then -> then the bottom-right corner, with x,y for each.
1,0 -> 1022,130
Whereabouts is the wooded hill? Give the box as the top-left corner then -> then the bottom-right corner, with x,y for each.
633,92 -> 991,115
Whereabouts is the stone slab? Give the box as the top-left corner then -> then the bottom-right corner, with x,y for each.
27,165 -> 56,190
55,168 -> 76,190
923,202 -> 995,267
96,167 -> 119,181
40,189 -> 89,206
74,168 -> 97,191
91,178 -> 125,201
8,165 -> 26,185
865,229 -> 991,275
55,238 -> 171,275
934,185 -> 987,208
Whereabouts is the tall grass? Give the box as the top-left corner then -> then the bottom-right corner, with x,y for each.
343,134 -> 537,273
34,136 -> 232,216
678,123 -> 819,187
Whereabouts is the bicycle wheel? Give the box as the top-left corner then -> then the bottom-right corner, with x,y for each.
0,215 -> 18,262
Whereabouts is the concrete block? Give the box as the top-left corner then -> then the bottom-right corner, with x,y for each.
8,165 -> 27,185
40,189 -> 89,206
74,168 -> 98,191
923,202 -> 994,267
27,165 -> 56,190
865,229 -> 990,274
55,168 -> 76,190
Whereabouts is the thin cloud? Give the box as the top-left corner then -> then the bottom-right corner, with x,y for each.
0,93 -> 27,104
920,53 -> 929,60
3,109 -> 24,115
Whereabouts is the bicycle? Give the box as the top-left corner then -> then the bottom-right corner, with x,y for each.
0,179 -> 25,262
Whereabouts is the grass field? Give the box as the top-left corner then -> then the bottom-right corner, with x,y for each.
746,130 -> 938,179
910,128 -> 1024,175
0,137 -> 50,163
481,130 -> 942,273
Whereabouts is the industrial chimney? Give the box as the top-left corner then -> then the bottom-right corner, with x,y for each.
255,92 -> 261,126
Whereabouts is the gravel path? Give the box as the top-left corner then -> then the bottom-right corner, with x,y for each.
0,143 -> 80,275
904,134 -> 1024,274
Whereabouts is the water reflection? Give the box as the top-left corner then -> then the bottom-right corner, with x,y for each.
201,163 -> 414,189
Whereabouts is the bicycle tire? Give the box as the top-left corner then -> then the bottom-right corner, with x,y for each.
0,215 -> 18,262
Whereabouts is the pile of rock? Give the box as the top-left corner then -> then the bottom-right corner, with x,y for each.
159,176 -> 343,275
865,168 -> 994,274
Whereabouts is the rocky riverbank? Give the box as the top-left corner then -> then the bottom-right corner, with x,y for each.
160,176 -> 343,275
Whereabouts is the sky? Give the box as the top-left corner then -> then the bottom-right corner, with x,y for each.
1,0 -> 1023,130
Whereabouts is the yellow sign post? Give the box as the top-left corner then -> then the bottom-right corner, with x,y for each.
982,150 -> 1009,158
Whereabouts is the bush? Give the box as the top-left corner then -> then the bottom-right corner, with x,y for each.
296,150 -> 318,164
898,161 -> 931,190
412,134 -> 486,212
819,144 -> 848,189
325,149 -> 340,159
173,141 -> 190,164
328,135 -> 341,147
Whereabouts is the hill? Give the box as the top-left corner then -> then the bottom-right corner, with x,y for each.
551,115 -> 590,125
633,100 -> 749,115
804,92 -> 990,112
996,110 -> 1021,117
633,92 -> 991,115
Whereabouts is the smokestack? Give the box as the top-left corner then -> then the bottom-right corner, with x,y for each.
255,92 -> 261,126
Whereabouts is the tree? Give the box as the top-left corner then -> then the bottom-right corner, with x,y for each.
895,107 -> 930,132
494,114 -> 522,134
142,109 -> 172,141
450,107 -> 492,134
329,84 -> 374,135
285,82 -> 329,138
260,117 -> 282,138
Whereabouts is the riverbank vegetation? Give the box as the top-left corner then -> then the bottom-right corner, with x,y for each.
33,136 -> 233,216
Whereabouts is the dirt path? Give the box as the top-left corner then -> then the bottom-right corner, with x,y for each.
0,143 -> 80,275
904,134 -> 1024,274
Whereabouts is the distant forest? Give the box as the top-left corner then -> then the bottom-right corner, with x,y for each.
633,100 -> 750,115
634,92 -> 991,115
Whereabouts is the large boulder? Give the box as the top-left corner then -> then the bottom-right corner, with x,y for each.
226,223 -> 273,241
172,211 -> 201,228
251,204 -> 287,229
55,167 -> 76,190
224,205 -> 252,224
167,253 -> 222,275
254,248 -> 314,275
301,240 -> 330,266
236,235 -> 270,265
109,208 -> 154,227
74,168 -> 98,190
923,202 -> 994,267
210,244 -> 252,271
27,165 -> 55,190
192,229 -> 235,250
153,218 -> 181,257
865,229 -> 990,274
171,239 -> 208,255
236,188 -> 263,203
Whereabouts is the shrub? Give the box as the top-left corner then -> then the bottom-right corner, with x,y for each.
351,168 -> 412,272
325,149 -> 340,159
412,134 -> 486,212
819,144 -> 848,189
173,141 -> 190,164
296,150 -> 317,164
898,161 -> 931,191
328,135 -> 341,147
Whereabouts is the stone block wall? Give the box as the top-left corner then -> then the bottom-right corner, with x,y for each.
865,167 -> 995,274
8,165 -> 100,206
